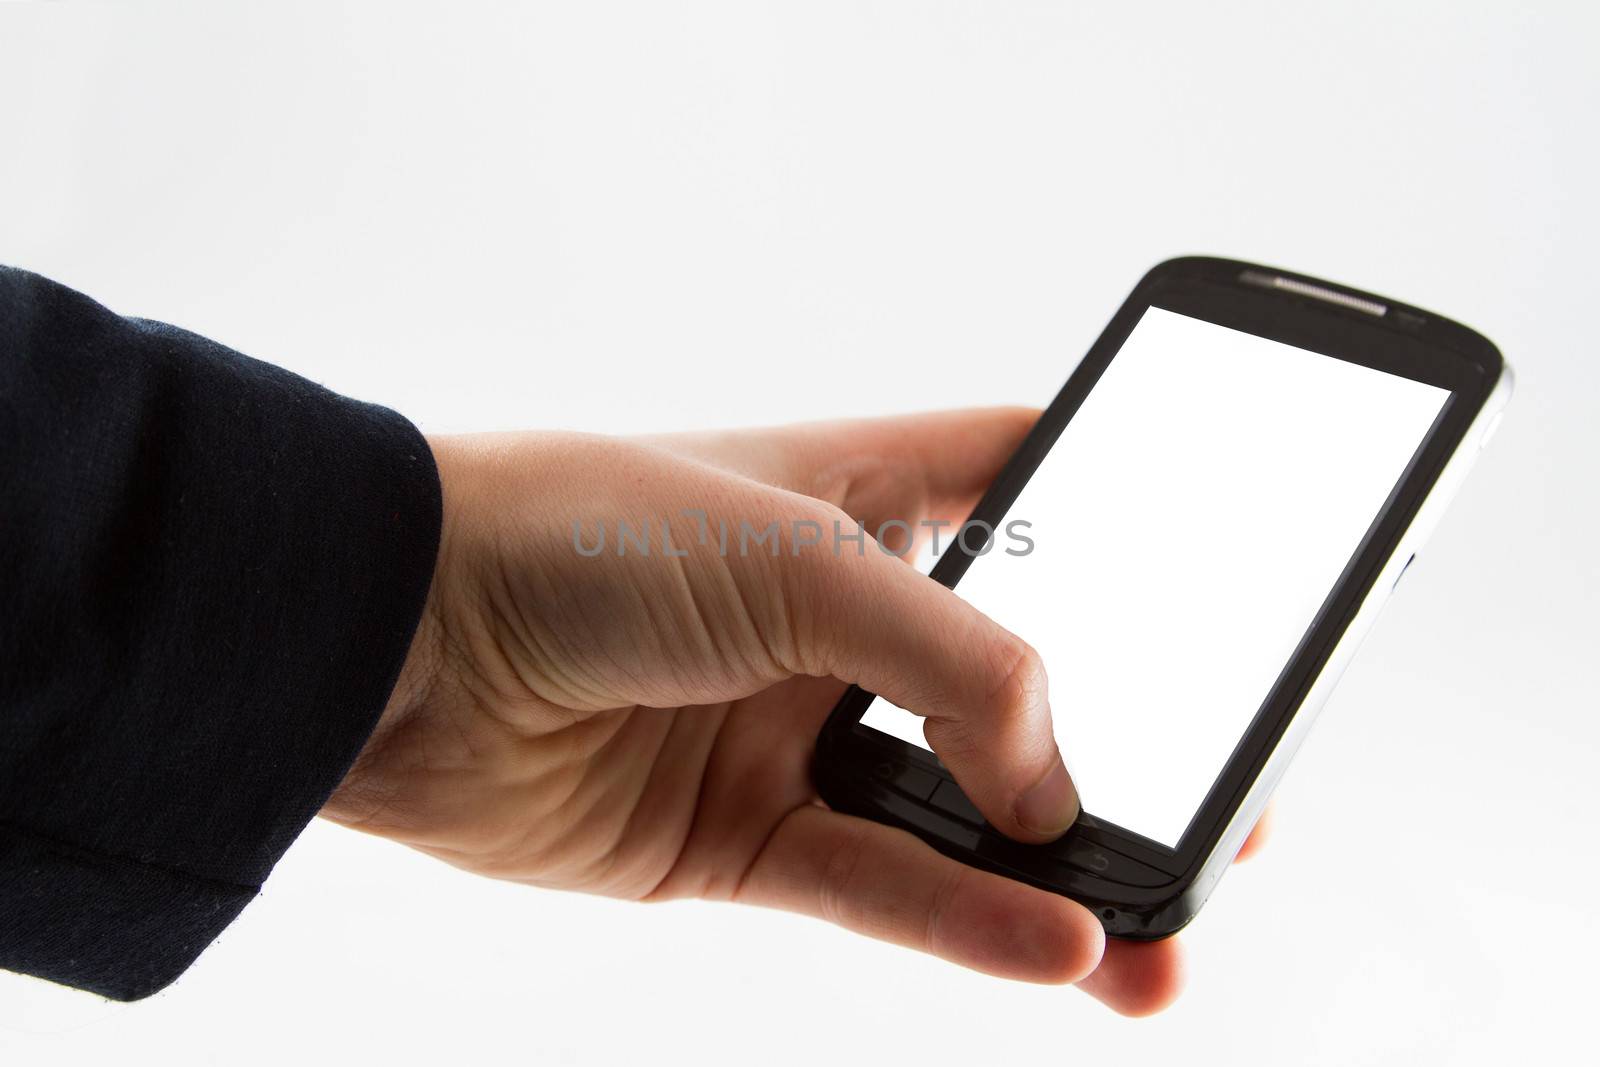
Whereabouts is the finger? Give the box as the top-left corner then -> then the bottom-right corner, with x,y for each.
1074,936 -> 1187,1017
781,524 -> 1079,842
1232,802 -> 1274,863
641,407 -> 1040,541
735,805 -> 1105,985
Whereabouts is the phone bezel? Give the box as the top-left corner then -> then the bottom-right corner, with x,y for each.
812,256 -> 1506,929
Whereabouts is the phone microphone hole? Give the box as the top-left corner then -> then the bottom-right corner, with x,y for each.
1102,908 -> 1116,921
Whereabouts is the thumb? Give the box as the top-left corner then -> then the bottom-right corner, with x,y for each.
782,515 -> 1080,843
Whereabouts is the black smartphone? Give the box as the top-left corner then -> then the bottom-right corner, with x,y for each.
811,256 -> 1513,940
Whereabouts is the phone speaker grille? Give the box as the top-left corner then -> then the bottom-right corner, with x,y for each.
1239,270 -> 1387,317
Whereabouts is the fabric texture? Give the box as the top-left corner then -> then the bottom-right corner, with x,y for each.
0,266 -> 442,1000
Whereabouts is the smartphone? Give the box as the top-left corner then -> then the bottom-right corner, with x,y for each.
811,256 -> 1513,939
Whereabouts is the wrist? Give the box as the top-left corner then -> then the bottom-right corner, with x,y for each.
322,437 -> 457,829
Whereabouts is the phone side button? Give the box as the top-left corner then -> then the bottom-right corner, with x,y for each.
929,780 -> 987,825
1478,409 -> 1504,451
871,759 -> 939,802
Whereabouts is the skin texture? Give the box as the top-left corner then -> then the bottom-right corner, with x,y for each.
322,407 -> 1271,1016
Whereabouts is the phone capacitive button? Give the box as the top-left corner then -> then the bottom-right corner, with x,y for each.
929,780 -> 987,825
870,758 -> 939,802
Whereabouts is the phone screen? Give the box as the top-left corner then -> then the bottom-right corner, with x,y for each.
860,306 -> 1450,848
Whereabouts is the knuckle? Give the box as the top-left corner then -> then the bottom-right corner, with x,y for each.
922,864 -> 969,959
982,635 -> 1046,728
773,501 -> 878,675
922,715 -> 982,769
817,823 -> 872,928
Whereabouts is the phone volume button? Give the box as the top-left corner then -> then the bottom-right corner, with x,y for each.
1391,552 -> 1417,592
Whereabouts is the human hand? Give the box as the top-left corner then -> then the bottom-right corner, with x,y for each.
322,408 -> 1270,1015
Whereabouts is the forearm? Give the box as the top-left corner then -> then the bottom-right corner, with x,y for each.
0,267 -> 442,999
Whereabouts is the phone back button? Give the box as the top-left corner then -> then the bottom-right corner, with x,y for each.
1062,836 -> 1170,888
929,780 -> 986,825
1064,837 -> 1113,873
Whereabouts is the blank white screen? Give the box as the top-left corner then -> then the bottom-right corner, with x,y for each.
861,307 -> 1449,847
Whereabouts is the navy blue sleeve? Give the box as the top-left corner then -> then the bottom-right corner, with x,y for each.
0,267 -> 442,1000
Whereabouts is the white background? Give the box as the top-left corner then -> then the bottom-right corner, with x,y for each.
1,2 -> 1596,1063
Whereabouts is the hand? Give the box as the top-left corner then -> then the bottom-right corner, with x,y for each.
322,408 -> 1270,1016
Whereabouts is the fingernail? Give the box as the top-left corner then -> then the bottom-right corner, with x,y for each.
1014,756 -> 1080,838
